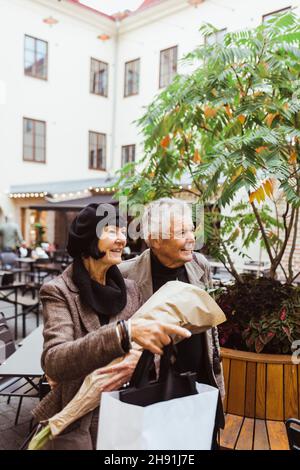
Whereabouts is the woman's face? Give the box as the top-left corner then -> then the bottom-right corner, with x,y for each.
98,225 -> 127,266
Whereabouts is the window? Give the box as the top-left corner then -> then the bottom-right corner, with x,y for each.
89,132 -> 106,170
159,46 -> 178,88
23,118 -> 46,163
90,58 -> 108,97
122,145 -> 136,166
24,35 -> 48,80
124,59 -> 140,97
205,28 -> 227,46
263,6 -> 291,22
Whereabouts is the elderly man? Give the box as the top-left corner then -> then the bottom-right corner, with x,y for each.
96,198 -> 225,447
120,198 -> 224,399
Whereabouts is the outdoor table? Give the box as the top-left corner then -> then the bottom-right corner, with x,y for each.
33,262 -> 63,284
0,325 -> 43,378
0,326 -> 44,430
242,264 -> 271,276
16,257 -> 38,283
209,261 -> 224,275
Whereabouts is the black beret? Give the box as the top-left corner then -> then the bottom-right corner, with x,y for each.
67,203 -> 126,258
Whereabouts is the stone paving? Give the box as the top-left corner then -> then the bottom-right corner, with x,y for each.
0,301 -> 42,450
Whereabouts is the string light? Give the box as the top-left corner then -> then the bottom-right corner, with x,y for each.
8,183 -> 197,200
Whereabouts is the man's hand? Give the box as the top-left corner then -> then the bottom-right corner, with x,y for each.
96,349 -> 142,392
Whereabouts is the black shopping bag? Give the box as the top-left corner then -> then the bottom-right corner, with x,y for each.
119,344 -> 198,407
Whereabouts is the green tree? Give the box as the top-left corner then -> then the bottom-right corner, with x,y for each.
118,12 -> 300,283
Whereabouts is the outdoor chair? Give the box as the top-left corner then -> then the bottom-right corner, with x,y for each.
0,313 -> 40,425
0,252 -> 27,281
286,418 -> 300,450
53,249 -> 72,267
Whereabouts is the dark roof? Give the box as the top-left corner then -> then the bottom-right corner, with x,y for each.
30,194 -> 118,211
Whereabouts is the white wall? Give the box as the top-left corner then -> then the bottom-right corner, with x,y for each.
0,0 -> 299,261
114,0 -> 299,169
0,0 -> 115,216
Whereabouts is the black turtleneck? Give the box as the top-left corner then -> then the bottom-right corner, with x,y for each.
150,250 -> 189,293
150,250 -> 209,383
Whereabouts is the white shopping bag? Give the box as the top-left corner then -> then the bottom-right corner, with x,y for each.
97,383 -> 218,450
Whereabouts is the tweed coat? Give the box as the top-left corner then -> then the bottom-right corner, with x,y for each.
32,264 -> 142,448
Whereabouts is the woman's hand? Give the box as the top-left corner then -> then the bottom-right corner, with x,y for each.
96,349 -> 142,392
131,319 -> 191,355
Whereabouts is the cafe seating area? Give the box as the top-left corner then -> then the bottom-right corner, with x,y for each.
0,248 -> 298,451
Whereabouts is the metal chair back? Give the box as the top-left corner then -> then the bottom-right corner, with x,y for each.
286,418 -> 300,450
0,312 -> 16,363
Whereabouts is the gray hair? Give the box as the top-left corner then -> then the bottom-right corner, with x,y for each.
141,197 -> 193,245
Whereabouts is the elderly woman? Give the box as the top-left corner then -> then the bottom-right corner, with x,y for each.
32,204 -> 190,450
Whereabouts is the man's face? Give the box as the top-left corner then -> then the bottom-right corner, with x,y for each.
152,214 -> 195,268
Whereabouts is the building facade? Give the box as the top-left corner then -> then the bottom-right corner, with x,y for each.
0,0 -> 299,256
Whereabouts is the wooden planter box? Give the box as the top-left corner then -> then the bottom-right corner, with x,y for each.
221,347 -> 300,421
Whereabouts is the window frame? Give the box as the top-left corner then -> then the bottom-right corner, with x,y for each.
121,144 -> 136,166
88,131 -> 107,171
204,28 -> 227,46
262,6 -> 291,22
90,57 -> 109,97
23,117 -> 46,164
24,34 -> 48,81
159,45 -> 178,89
124,58 -> 140,98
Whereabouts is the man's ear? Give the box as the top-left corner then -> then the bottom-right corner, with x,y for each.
149,236 -> 160,250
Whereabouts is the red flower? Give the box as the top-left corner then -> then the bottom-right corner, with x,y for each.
280,308 -> 287,321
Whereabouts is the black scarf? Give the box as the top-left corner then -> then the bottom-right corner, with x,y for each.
150,250 -> 189,293
72,257 -> 127,325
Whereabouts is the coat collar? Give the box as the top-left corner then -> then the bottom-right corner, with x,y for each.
129,249 -> 206,302
61,264 -> 79,293
62,264 -> 101,332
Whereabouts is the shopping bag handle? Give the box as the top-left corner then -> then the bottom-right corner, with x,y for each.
129,343 -> 176,389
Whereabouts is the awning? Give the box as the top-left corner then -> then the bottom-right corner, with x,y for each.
10,177 -> 118,197
29,194 -> 118,211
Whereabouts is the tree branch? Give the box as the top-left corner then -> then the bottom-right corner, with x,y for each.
220,239 -> 243,283
270,194 -> 280,257
282,202 -> 290,235
185,141 -> 204,197
230,65 -> 245,96
280,262 -> 289,282
250,201 -> 274,264
288,206 -> 299,283
271,206 -> 296,276
287,173 -> 300,283
291,270 -> 300,284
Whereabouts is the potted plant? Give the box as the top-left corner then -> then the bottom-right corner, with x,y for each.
117,12 -> 300,420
